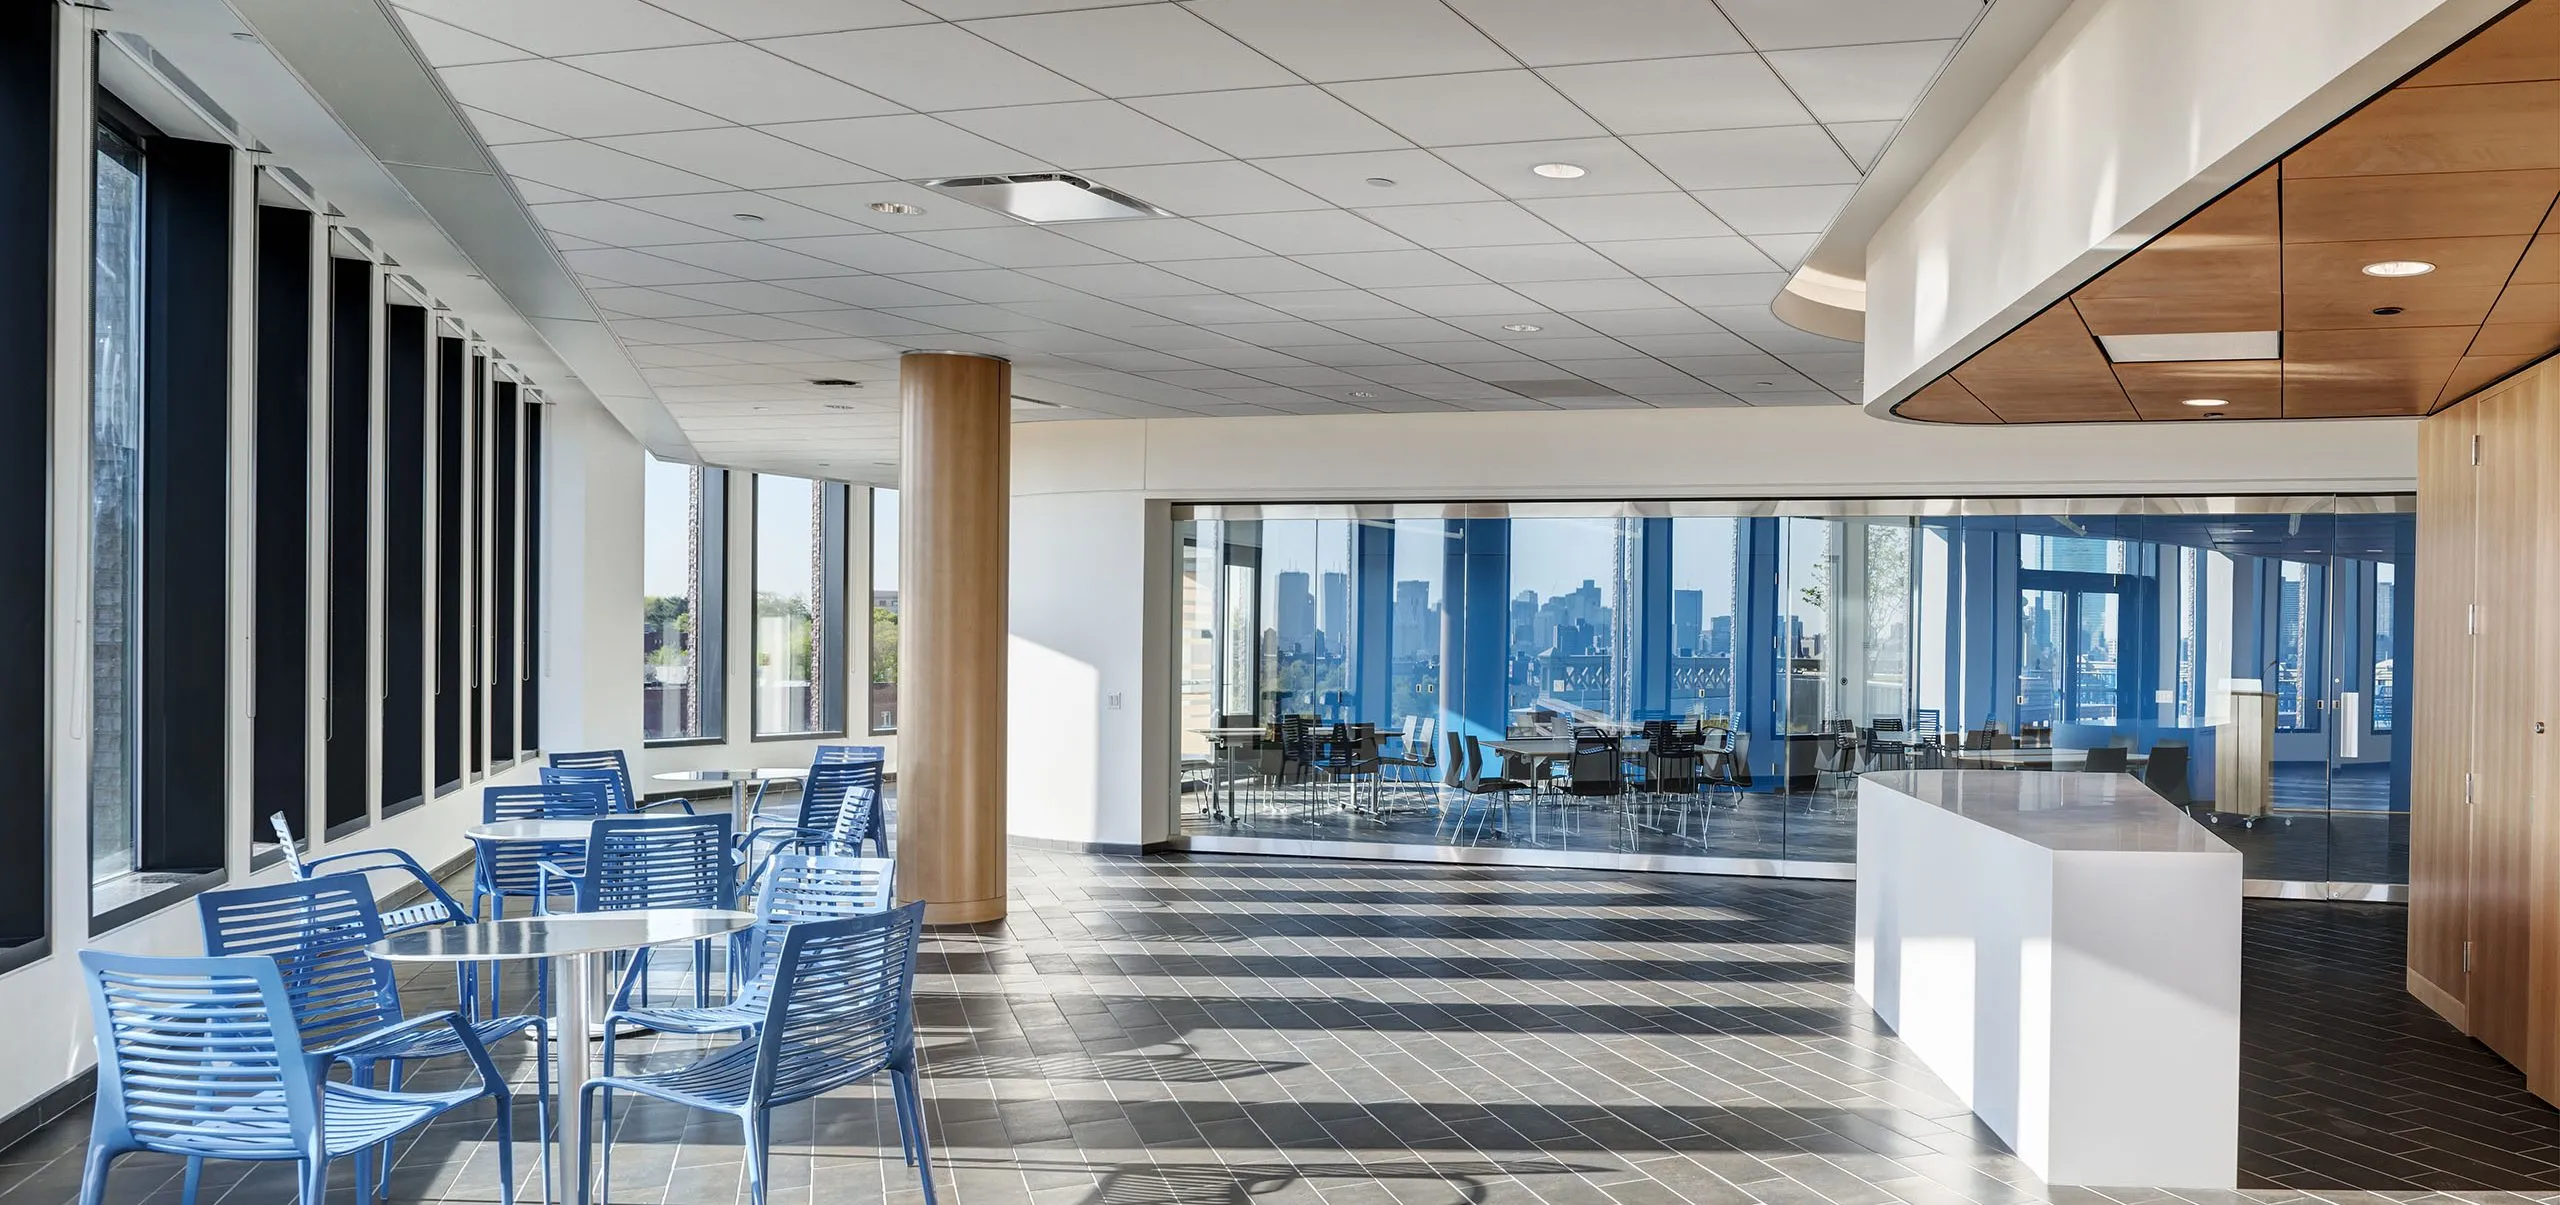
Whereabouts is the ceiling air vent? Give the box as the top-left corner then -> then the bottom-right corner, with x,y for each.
925,173 -> 1173,224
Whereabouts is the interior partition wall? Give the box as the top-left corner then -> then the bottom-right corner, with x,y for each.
1173,496 -> 2416,891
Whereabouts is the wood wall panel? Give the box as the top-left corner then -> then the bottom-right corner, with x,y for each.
2526,362 -> 2560,1095
2411,403 -> 2474,1017
2468,375 -> 2536,1066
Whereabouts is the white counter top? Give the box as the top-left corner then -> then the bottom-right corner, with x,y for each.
1860,769 -> 2231,854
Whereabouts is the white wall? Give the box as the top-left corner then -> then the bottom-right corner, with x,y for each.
1005,405 -> 2421,849
1860,0 -> 2509,409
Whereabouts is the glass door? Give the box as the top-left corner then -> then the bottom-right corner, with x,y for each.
2321,509 -> 2414,885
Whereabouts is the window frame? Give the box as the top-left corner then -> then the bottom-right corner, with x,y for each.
749,474 -> 847,741
868,485 -> 898,736
643,457 -> 729,746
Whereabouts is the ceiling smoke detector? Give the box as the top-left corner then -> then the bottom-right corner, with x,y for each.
925,173 -> 1171,224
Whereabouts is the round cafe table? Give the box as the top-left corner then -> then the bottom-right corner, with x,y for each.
650,767 -> 806,817
370,908 -> 756,1202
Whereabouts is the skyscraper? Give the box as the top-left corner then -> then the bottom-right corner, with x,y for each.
1275,571 -> 1315,654
1320,571 -> 1348,658
1673,589 -> 1703,656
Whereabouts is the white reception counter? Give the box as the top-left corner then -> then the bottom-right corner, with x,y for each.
1856,770 -> 2241,1188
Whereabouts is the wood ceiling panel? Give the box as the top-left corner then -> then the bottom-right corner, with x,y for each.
2411,0 -> 2560,87
2282,81 -> 2560,177
2113,359 -> 2282,420
2481,280 -> 2560,335
2283,235 -> 2527,329
2284,325 -> 2470,416
1896,378 -> 2000,424
2437,351 -> 2550,405
2072,293 -> 2281,335
2280,169 -> 2560,241
2515,233 -> 2560,281
1948,306 -> 2136,421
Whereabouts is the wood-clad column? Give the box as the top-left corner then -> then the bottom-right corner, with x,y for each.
897,352 -> 1009,924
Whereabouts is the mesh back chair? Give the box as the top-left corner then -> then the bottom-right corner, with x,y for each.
1446,734 -> 1526,844
1642,722 -> 1701,797
2144,742 -> 2193,806
198,875 -> 543,1202
600,855 -> 896,1117
2080,745 -> 2130,774
267,812 -> 478,1016
578,904 -> 934,1205
79,947 -> 515,1205
541,814 -> 737,1009
1562,732 -> 1625,799
473,781 -> 611,919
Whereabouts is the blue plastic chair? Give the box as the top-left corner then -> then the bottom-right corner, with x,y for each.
577,904 -> 933,1205
539,814 -> 736,1008
198,873 -> 547,1201
739,761 -> 883,867
78,948 -> 516,1205
549,749 -> 694,814
743,744 -> 885,818
600,854 -> 895,1119
269,811 -> 481,1017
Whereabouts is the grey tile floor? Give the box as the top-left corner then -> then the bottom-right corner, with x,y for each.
1,849 -> 2551,1204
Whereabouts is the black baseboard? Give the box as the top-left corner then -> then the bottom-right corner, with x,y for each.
0,1069 -> 93,1157
1006,835 -> 1176,857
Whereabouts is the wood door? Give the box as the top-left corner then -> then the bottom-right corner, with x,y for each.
2469,373 -> 2541,1067
2524,362 -> 2560,1097
2411,404 -> 2475,1021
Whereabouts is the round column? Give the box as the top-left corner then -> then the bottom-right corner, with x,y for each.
896,351 -> 1010,924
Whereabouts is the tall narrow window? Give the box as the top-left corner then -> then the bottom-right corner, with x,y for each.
2372,562 -> 2396,734
380,302 -> 427,816
252,204 -> 313,851
522,404 -> 542,750
431,335 -> 464,792
869,487 -> 898,735
2274,560 -> 2321,732
0,5 -> 53,962
89,118 -> 147,886
490,381 -> 518,764
754,475 -> 845,737
644,457 -> 727,741
322,255 -> 372,835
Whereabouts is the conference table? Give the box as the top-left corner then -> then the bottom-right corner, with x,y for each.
1946,747 -> 2149,772
1190,727 -> 1264,821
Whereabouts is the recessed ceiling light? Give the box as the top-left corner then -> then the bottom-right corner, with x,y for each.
732,212 -> 764,223
868,201 -> 923,215
2181,397 -> 2227,407
1500,323 -> 1542,333
1364,177 -> 1397,187
927,173 -> 1169,224
1531,163 -> 1586,179
1350,390 -> 1379,399
2097,330 -> 2279,362
2360,260 -> 2435,277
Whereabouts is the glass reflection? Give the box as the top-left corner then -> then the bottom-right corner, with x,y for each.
1172,499 -> 2415,886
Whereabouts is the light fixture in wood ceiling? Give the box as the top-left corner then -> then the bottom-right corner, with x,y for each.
1896,0 -> 2560,424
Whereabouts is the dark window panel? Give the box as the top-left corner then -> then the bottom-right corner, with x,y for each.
251,204 -> 311,846
381,303 -> 426,817
322,254 -> 371,835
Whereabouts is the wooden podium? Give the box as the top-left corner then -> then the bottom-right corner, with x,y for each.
2214,687 -> 2275,819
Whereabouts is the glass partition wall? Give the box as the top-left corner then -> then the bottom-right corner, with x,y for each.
1173,496 -> 2416,889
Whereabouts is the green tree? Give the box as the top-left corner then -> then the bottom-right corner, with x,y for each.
871,605 -> 900,684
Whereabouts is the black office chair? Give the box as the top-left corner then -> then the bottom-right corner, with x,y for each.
1449,734 -> 1528,843
2080,745 -> 2129,774
1561,733 -> 1624,799
2143,742 -> 2191,805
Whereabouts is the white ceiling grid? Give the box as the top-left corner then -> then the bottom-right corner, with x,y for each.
395,0 -> 1981,477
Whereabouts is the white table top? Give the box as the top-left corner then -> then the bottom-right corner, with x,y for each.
467,819 -> 603,842
1860,769 -> 2231,854
652,767 -> 805,783
368,908 -> 756,963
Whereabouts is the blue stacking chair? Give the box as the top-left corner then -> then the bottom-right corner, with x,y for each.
744,743 -> 885,819
550,749 -> 694,814
539,814 -> 736,1008
77,947 -> 516,1205
268,811 -> 481,1017
738,761 -> 884,872
198,874 -> 546,1201
473,781 -> 610,1017
577,904 -> 933,1205
599,855 -> 895,1120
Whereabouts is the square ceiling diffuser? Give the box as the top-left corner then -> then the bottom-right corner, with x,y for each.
2097,331 -> 2282,362
925,173 -> 1172,224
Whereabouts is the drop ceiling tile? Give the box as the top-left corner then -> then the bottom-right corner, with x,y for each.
964,6 -> 1297,96
396,0 -> 720,55
1369,283 -> 1541,316
1329,71 -> 1604,147
890,269 -> 1087,304
1125,87 -> 1407,159
1620,331 -> 1762,357
786,309 -> 962,337
1004,297 -> 1169,327
1292,250 -> 1484,288
1253,149 -> 1502,207
510,179 -> 589,205
1508,277 -> 1680,312
771,276 -> 971,308
1080,161 -> 1333,216
1829,121 -> 1900,171
1381,340 -> 1543,365
596,128 -> 881,190
396,11 -> 534,66
1186,0 -> 1514,83
1518,192 -> 1734,242
1432,138 -> 1681,200
879,303 -> 1058,333
603,316 -> 723,344
774,233 -> 988,273
1202,321 -> 1365,348
1765,41 -> 1958,125
1247,290 -> 1422,321
656,280 -> 850,313
1653,272 -> 1790,307
1539,54 -> 1809,136
1440,313 -> 1602,340
560,246 -> 739,285
906,225 -> 1129,268
769,114 -> 1054,180
646,239 -> 860,279
626,192 -> 875,240
458,106 -> 561,145
1177,345 -> 1314,369
1198,210 -> 1415,255
1735,326 -> 1859,353
1590,236 -> 1780,276
1628,126 -> 1863,189
1161,256 -> 1350,292
589,285 -> 733,318
765,182 -> 1015,230
1571,308 -> 1721,336
1662,352 -> 1792,376
1117,294 -> 1298,324
1066,348 -> 1203,372
529,199 -> 729,246
1739,391 -> 1849,407
1440,0 -> 1746,66
1322,316 -> 1472,342
1748,233 -> 1819,268
1290,344 -> 1422,368
670,313 -> 855,341
1690,184 -> 1856,235
1056,219 -> 1266,262
562,42 -> 900,125
759,25 -> 1095,111
1715,0 -> 1984,51
642,0 -> 935,37
438,59 -> 721,138
1637,393 -> 1745,408
1024,262 -> 1223,296
1354,200 -> 1568,249
1439,242 -> 1631,283
1142,367 -> 1269,390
